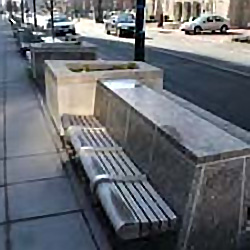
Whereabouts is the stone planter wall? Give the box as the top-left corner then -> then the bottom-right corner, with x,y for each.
30,41 -> 97,93
45,60 -> 163,133
94,78 -> 250,250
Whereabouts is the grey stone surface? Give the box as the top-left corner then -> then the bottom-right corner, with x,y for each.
45,60 -> 163,132
186,159 -> 244,250
106,92 -> 129,147
0,160 -> 4,186
31,42 -> 97,91
0,187 -> 5,223
94,84 -> 109,126
0,141 -> 4,159
5,54 -> 28,82
0,105 -> 4,141
6,109 -> 55,157
7,84 -> 37,102
244,157 -> 250,218
150,128 -> 196,216
8,178 -> 79,220
7,153 -> 64,184
11,213 -> 97,250
177,166 -> 204,249
0,226 -> 6,250
125,108 -> 155,172
102,83 -> 250,164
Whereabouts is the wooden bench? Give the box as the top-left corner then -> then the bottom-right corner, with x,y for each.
62,114 -> 177,240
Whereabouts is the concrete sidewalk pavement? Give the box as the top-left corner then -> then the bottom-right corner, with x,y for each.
0,16 -> 110,250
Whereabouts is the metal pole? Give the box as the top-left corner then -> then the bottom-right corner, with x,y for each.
32,0 -> 37,27
21,0 -> 24,23
50,0 -> 54,40
134,0 -> 145,61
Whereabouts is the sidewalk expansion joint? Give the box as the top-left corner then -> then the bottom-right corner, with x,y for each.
0,209 -> 83,226
5,150 -> 65,161
4,175 -> 66,187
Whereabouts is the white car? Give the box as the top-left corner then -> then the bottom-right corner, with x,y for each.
45,15 -> 76,35
180,14 -> 230,35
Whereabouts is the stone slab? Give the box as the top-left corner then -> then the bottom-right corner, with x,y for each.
0,161 -> 4,186
185,159 -> 244,250
0,187 -> 5,223
6,109 -> 55,157
101,80 -> 250,164
7,153 -> 64,184
30,42 -> 97,93
8,178 -> 79,220
45,60 -> 163,132
0,226 -> 6,250
0,141 -> 4,160
10,213 -> 97,250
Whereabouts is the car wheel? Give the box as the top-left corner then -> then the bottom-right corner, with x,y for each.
194,26 -> 202,35
220,25 -> 228,34
185,30 -> 190,35
106,29 -> 111,35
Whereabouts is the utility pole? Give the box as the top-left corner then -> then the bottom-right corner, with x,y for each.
50,0 -> 54,40
134,0 -> 145,61
33,0 -> 37,28
21,0 -> 24,23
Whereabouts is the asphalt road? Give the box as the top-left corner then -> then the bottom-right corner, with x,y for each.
79,27 -> 250,132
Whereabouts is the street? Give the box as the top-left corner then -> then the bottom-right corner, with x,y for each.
76,20 -> 250,132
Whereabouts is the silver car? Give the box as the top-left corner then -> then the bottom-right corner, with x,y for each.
180,14 -> 230,35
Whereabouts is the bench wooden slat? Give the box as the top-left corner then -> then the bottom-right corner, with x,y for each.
104,152 -> 169,229
92,153 -> 151,230
92,152 -> 150,235
96,183 -> 141,239
118,150 -> 177,222
75,125 -> 176,224
102,152 -> 161,228
62,115 -> 177,239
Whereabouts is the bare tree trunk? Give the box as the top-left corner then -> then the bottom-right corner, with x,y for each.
93,0 -> 103,22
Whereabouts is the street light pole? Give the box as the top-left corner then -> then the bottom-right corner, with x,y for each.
134,0 -> 145,61
21,0 -> 24,23
50,0 -> 55,40
32,0 -> 37,28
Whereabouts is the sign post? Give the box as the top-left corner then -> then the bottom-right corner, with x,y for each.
32,0 -> 37,28
50,0 -> 54,40
21,0 -> 24,23
134,0 -> 145,61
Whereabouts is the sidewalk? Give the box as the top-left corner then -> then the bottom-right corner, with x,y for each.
0,17 -> 109,250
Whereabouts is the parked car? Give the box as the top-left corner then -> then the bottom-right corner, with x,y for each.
46,15 -> 76,35
180,14 -> 230,35
105,13 -> 135,37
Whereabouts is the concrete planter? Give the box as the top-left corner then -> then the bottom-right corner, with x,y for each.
30,41 -> 97,92
95,79 -> 250,250
45,60 -> 163,132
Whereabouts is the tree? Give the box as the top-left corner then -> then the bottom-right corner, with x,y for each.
6,0 -> 13,14
93,0 -> 103,23
12,1 -> 19,13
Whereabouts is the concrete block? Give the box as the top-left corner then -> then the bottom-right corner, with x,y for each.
30,41 -> 97,92
45,60 -> 163,133
97,79 -> 250,250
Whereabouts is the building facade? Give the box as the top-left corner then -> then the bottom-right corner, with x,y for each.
146,0 -> 250,27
